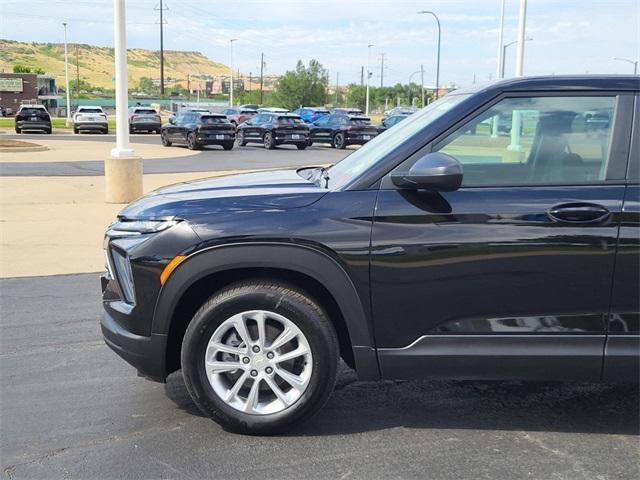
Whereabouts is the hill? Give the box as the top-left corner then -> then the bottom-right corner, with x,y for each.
0,39 -> 230,90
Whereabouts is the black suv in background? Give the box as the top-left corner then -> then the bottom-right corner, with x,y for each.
101,76 -> 639,435
236,112 -> 309,149
161,112 -> 236,150
14,104 -> 52,134
308,113 -> 378,148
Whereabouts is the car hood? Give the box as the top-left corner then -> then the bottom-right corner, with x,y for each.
119,169 -> 327,219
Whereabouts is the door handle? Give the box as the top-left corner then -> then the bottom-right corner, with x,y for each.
547,202 -> 611,224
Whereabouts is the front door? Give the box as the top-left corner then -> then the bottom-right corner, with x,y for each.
371,93 -> 633,381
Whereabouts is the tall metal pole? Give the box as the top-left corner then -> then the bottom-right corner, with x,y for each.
259,52 -> 264,105
515,0 -> 527,76
159,0 -> 164,95
613,57 -> 638,74
496,0 -> 506,79
335,72 -> 339,105
106,0 -> 141,204
62,23 -> 71,125
417,11 -> 441,99
365,44 -> 373,115
75,44 -> 80,108
229,39 -> 237,107
420,64 -> 425,106
379,53 -> 385,88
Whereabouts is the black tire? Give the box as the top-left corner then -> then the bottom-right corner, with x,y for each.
155,129 -> 161,134
332,132 -> 346,149
73,127 -> 79,134
161,131 -> 172,147
296,142 -> 307,150
15,127 -> 20,134
236,130 -> 247,146
187,132 -> 200,150
307,139 -> 314,147
104,127 -> 109,135
129,125 -> 134,134
46,128 -> 52,134
222,141 -> 234,151
263,132 -> 276,150
181,280 -> 339,435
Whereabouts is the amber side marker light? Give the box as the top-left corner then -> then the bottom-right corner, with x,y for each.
160,255 -> 187,285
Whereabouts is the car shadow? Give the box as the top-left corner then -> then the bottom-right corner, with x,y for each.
164,365 -> 639,437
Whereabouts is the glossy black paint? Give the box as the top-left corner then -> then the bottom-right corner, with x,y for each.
161,112 -> 236,149
308,113 -> 378,148
236,113 -> 309,148
101,75 -> 639,384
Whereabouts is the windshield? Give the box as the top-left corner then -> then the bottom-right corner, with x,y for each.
326,94 -> 470,188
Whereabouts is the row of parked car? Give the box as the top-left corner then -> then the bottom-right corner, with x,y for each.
161,105 -> 417,151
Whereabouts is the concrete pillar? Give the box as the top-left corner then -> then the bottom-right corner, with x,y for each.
106,0 -> 142,204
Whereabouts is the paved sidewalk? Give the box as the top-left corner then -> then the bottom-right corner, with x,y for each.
0,172 -> 245,277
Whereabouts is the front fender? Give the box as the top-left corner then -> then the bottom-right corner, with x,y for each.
152,242 -> 380,380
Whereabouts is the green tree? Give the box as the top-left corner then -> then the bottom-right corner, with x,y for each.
13,64 -> 31,73
137,76 -> 157,94
274,59 -> 328,110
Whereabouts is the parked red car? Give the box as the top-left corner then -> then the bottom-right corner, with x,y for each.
224,107 -> 257,126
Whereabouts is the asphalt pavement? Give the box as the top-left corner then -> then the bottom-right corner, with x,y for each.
0,132 -> 350,176
1,274 -> 638,480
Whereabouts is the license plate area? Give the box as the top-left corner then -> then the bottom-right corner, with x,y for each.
216,134 -> 224,140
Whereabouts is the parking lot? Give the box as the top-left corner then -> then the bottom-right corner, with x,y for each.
1,273 -> 638,480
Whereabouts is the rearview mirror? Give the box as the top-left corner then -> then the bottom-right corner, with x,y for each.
391,152 -> 463,191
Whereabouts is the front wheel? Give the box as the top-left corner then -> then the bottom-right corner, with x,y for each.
263,132 -> 276,150
236,131 -> 247,146
181,281 -> 339,435
332,132 -> 346,149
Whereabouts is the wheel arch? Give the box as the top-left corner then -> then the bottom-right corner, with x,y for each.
153,243 -> 380,381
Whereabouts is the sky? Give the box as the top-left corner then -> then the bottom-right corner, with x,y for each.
1,0 -> 639,87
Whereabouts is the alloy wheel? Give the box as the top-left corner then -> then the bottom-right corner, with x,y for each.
204,310 -> 313,415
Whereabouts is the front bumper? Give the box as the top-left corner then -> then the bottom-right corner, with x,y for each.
101,306 -> 168,382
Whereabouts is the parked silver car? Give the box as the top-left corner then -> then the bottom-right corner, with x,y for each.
128,106 -> 161,134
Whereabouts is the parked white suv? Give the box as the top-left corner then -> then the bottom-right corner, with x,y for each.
73,106 -> 108,134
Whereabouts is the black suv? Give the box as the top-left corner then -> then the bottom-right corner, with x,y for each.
161,112 -> 236,150
101,76 -> 639,435
15,104 -> 52,134
236,113 -> 309,149
308,113 -> 379,148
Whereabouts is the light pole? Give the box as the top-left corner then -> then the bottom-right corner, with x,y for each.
613,57 -> 638,74
417,10 -> 441,99
365,44 -> 373,115
106,0 -> 142,204
501,37 -> 533,78
229,39 -> 237,107
515,0 -> 527,76
408,69 -> 421,106
496,0 -> 506,79
62,23 -> 71,125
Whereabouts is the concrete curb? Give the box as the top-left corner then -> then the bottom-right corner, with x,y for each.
0,145 -> 50,153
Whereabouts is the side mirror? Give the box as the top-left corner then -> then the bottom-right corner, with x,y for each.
168,116 -> 176,125
391,152 -> 463,192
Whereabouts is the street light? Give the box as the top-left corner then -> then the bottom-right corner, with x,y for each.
408,69 -> 421,106
613,57 -> 638,74
417,10 -> 441,99
365,44 -> 373,115
62,22 -> 71,125
229,39 -> 237,107
495,0 -> 506,79
501,37 -> 533,78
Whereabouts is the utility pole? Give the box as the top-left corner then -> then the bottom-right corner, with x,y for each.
186,73 -> 190,100
365,44 -> 373,115
229,39 -> 237,106
335,72 -> 339,105
379,53 -> 385,88
259,52 -> 264,105
515,0 -> 527,76
420,64 -> 425,107
155,0 -> 167,96
249,71 -> 252,91
62,23 -> 71,125
496,0 -> 506,79
75,44 -> 80,109
360,66 -> 364,86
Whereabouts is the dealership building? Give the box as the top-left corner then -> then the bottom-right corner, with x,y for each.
0,72 -> 62,114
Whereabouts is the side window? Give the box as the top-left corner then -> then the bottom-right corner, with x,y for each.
174,113 -> 185,124
254,114 -> 265,123
433,96 -> 617,186
315,116 -> 329,126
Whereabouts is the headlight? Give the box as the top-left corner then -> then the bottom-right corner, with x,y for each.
107,217 -> 180,236
110,247 -> 136,305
